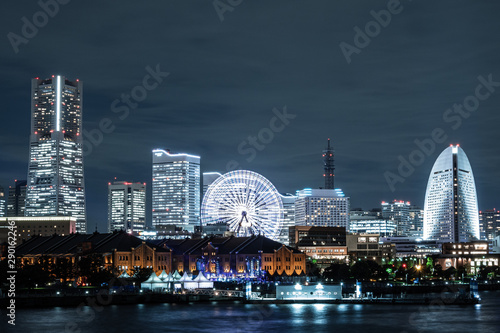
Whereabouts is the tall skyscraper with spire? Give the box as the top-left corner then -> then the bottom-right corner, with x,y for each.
423,144 -> 479,242
25,76 -> 87,232
323,138 -> 335,189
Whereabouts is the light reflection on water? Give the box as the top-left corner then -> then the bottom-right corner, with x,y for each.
2,291 -> 499,333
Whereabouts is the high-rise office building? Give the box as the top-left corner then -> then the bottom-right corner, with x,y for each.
408,205 -> 424,238
108,181 -> 146,233
323,139 -> 334,189
7,179 -> 27,217
25,76 -> 86,232
0,186 -> 5,217
277,193 -> 296,245
294,188 -> 350,230
381,200 -> 411,236
202,172 -> 221,199
479,209 -> 500,241
152,149 -> 200,232
423,145 -> 480,242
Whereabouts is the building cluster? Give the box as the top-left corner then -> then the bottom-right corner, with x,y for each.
11,231 -> 306,279
1,75 -> 499,282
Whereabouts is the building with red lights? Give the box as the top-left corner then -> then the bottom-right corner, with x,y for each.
108,181 -> 146,233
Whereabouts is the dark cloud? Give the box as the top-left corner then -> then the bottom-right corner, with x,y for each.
0,0 -> 499,231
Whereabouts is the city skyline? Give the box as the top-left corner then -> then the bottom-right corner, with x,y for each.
0,1 -> 499,233
1,3 -> 500,332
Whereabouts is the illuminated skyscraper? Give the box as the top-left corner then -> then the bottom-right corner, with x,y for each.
25,76 -> 86,232
152,149 -> 200,232
423,145 -> 479,242
479,209 -> 500,241
277,193 -> 296,245
294,189 -> 350,230
381,200 -> 410,236
108,181 -> 146,233
408,205 -> 424,237
7,180 -> 27,217
0,186 -> 5,217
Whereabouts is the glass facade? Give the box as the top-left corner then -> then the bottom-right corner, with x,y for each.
423,145 -> 479,242
277,194 -> 296,245
294,189 -> 350,230
0,186 -> 5,217
350,219 -> 397,236
152,149 -> 200,232
7,180 -> 27,217
108,181 -> 146,233
25,76 -> 86,232
381,200 -> 410,236
479,209 -> 500,241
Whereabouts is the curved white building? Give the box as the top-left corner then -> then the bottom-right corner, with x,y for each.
423,145 -> 480,242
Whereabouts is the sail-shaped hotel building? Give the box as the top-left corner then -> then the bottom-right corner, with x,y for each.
423,145 -> 480,243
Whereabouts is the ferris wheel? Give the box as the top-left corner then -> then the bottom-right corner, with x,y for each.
201,170 -> 283,241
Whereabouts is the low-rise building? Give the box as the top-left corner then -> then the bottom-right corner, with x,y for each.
8,231 -> 172,279
0,216 -> 77,244
380,236 -> 442,258
153,235 -> 306,277
346,234 -> 383,263
7,232 -> 307,282
289,226 -> 348,268
434,241 -> 500,274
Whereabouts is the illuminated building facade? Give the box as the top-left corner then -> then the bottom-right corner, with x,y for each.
479,209 -> 500,241
10,232 -> 172,278
277,194 -> 296,245
0,186 -> 5,217
202,172 -> 221,198
152,149 -> 200,232
7,180 -> 27,217
10,233 -> 305,280
0,216 -> 76,243
346,234 -> 383,263
379,236 -> 442,258
153,235 -> 306,277
436,241 -> 499,274
294,188 -> 350,230
108,181 -> 146,233
277,284 -> 342,300
381,200 -> 411,236
423,145 -> 480,242
25,76 -> 86,232
349,219 -> 397,236
290,226 -> 348,267
408,205 -> 424,237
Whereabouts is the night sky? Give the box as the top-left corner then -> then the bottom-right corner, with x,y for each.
1,1 -> 499,232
